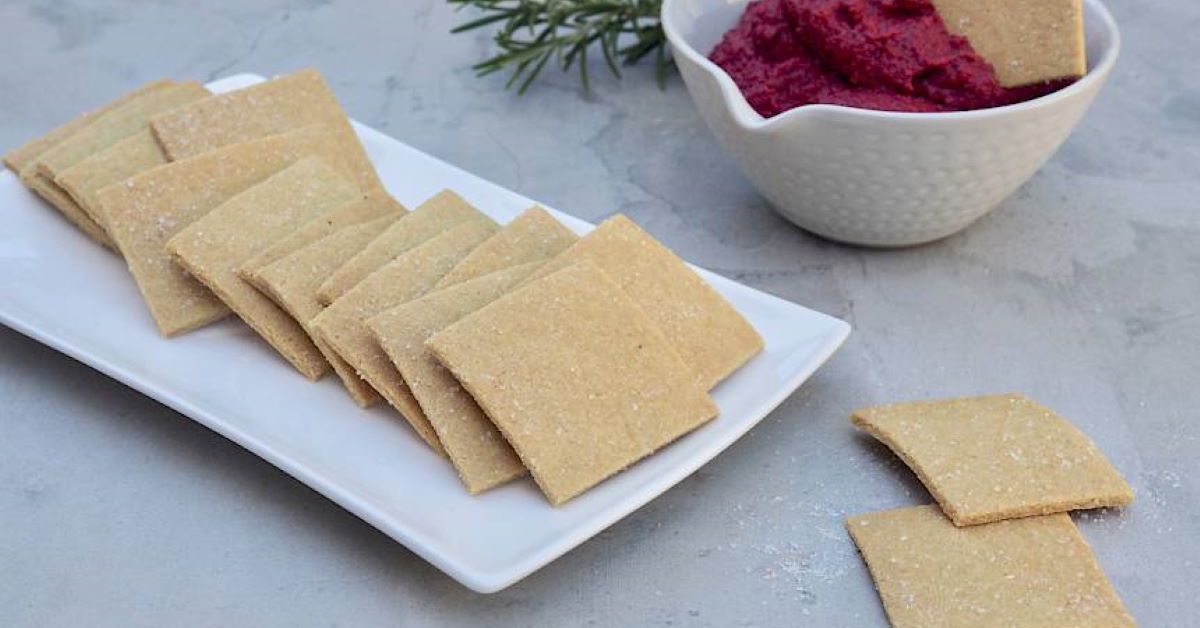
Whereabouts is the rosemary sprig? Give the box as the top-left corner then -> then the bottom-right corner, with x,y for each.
448,0 -> 668,94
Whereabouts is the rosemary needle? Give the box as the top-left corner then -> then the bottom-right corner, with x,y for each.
448,0 -> 669,94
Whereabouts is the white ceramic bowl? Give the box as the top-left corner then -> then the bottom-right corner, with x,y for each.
662,0 -> 1120,247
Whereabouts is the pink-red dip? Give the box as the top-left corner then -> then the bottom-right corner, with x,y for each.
709,0 -> 1073,116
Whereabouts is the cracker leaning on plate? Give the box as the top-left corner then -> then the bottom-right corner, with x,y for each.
852,393 -> 1133,526
846,505 -> 1135,628
97,124 -> 359,336
371,263 -> 543,494
55,130 -> 167,232
167,157 -> 362,379
428,261 -> 720,505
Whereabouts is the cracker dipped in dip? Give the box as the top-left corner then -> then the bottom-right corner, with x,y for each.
709,0 -> 1082,116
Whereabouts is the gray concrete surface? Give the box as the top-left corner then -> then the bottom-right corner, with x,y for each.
1,0 -> 1196,625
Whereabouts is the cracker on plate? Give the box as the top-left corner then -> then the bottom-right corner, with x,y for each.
852,393 -> 1134,526
97,124 -> 357,336
316,189 -> 488,305
239,186 -> 406,277
55,130 -> 167,231
427,261 -> 719,505
433,206 -> 577,290
250,214 -> 403,407
150,68 -> 381,190
527,214 -> 762,389
4,79 -> 173,174
371,263 -> 542,493
167,157 -> 361,379
312,221 -> 498,452
846,505 -> 1134,628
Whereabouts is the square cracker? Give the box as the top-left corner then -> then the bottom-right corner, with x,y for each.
426,262 -> 720,505
21,173 -> 117,250
167,157 -> 361,379
846,505 -> 1134,628
312,221 -> 498,452
433,206 -> 578,290
370,263 -> 543,494
21,82 -> 210,249
97,124 -> 361,336
316,190 -> 488,305
852,394 -> 1134,526
56,130 -> 167,231
249,214 -> 404,407
931,0 -> 1086,87
238,186 -> 406,276
30,81 -> 209,182
150,68 -> 381,191
4,79 -> 172,174
526,214 -> 762,389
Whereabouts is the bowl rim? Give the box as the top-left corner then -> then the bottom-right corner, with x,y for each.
660,0 -> 1122,131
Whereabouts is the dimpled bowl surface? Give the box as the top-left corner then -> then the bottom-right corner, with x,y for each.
662,0 -> 1120,247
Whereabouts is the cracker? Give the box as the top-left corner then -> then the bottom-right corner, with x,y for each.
55,130 -> 167,231
312,221 -> 498,452
4,79 -> 172,174
249,214 -> 403,407
150,68 -> 380,191
370,263 -> 542,494
846,505 -> 1134,628
18,81 -> 209,250
316,189 -> 488,305
98,124 -> 359,336
21,174 -> 117,250
433,206 -> 578,289
29,81 -> 209,182
427,262 -> 719,505
852,394 -> 1134,526
931,0 -> 1086,87
238,186 -> 406,276
166,157 -> 360,379
527,215 -> 762,389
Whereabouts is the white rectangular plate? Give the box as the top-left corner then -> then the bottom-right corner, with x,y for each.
0,73 -> 850,593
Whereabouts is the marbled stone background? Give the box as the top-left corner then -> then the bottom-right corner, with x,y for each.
1,1 -> 1196,625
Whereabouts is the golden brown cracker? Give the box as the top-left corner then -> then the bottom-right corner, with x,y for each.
167,157 -> 360,379
433,206 -> 578,290
426,262 -> 719,505
852,394 -> 1134,526
528,215 -> 762,389
56,130 -> 167,231
97,125 -> 357,336
316,189 -> 488,305
4,79 -> 173,174
238,186 -> 406,277
250,214 -> 403,407
931,0 -> 1086,87
29,81 -> 209,181
846,505 -> 1135,628
312,221 -> 498,452
150,68 -> 381,190
22,174 -> 117,250
370,263 -> 542,494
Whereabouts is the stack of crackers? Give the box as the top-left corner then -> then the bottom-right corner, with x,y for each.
846,394 -> 1136,627
3,69 -> 764,505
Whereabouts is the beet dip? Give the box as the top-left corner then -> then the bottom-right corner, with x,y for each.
709,0 -> 1075,116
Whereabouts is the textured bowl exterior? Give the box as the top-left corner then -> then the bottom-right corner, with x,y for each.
664,0 -> 1120,247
